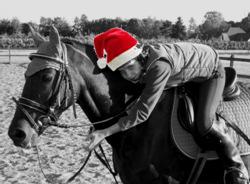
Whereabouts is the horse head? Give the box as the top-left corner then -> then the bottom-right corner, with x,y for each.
8,25 -> 80,148
8,25 -> 137,149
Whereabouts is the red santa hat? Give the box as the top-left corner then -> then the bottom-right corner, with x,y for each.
94,28 -> 142,71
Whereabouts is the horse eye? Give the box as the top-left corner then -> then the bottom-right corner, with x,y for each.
41,74 -> 53,82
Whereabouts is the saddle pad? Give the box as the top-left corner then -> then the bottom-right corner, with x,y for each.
171,82 -> 250,160
218,82 -> 250,155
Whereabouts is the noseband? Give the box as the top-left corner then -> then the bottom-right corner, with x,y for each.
12,44 -> 77,135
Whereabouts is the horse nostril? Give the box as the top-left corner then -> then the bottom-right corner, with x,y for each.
10,129 -> 26,142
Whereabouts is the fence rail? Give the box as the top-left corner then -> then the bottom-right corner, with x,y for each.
218,54 -> 250,79
1,48 -> 250,78
0,48 -> 35,64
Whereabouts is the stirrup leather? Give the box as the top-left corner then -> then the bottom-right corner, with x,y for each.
177,88 -> 195,133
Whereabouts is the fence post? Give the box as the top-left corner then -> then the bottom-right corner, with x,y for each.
8,46 -> 11,64
229,54 -> 234,68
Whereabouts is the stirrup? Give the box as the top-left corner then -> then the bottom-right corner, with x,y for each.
224,167 -> 249,184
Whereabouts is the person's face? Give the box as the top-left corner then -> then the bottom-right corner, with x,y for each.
118,58 -> 143,83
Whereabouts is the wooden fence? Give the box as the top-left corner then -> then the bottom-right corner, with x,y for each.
0,47 -> 35,64
218,51 -> 250,79
5,50 -> 27,63
1,48 -> 250,78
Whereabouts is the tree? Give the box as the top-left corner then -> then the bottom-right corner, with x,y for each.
240,13 -> 250,37
227,21 -> 241,27
21,23 -> 30,35
200,11 -> 229,39
126,18 -> 144,38
7,17 -> 21,35
39,17 -> 53,36
0,19 -> 10,34
141,17 -> 157,38
160,20 -> 172,38
153,20 -> 164,38
53,17 -> 73,37
0,18 -> 21,35
187,17 -> 198,38
73,17 -> 81,36
73,14 -> 89,35
114,17 -> 126,29
21,22 -> 38,35
171,17 -> 186,40
39,17 -> 73,37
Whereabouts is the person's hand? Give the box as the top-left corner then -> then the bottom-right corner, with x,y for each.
87,130 -> 107,151
86,121 -> 123,151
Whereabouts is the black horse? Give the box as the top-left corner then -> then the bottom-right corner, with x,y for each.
8,26 -> 250,184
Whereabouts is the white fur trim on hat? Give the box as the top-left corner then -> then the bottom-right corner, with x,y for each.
107,45 -> 142,71
97,57 -> 107,69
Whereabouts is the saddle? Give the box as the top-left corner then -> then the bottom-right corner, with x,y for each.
171,67 -> 250,184
177,67 -> 241,134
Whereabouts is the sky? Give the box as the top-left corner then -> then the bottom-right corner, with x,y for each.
0,0 -> 250,26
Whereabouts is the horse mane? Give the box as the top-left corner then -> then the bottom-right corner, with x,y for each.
61,37 -> 98,63
61,37 -> 93,47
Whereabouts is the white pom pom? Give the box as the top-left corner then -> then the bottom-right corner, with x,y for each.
97,58 -> 107,69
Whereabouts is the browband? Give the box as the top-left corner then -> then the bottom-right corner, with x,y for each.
29,53 -> 68,65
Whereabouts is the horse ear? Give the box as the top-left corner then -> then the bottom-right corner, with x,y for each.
28,24 -> 45,47
49,25 -> 61,46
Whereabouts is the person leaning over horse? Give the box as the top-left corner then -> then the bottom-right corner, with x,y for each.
87,27 -> 249,184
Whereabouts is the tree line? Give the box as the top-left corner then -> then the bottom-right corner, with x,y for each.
1,11 -> 250,40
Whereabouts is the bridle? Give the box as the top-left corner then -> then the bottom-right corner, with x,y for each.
12,43 -> 139,183
12,43 -> 77,135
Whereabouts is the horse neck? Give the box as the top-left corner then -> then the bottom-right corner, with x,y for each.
66,44 -> 127,125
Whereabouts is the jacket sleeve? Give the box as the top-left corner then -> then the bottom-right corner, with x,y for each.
118,60 -> 172,131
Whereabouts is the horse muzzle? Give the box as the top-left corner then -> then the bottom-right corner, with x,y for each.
8,118 -> 37,148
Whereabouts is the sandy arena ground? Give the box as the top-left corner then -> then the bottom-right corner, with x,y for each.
0,63 -> 120,184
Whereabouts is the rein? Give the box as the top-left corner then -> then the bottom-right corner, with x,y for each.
32,94 -> 136,184
47,93 -> 138,128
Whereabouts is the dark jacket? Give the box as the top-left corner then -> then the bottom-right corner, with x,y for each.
118,42 -> 220,131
